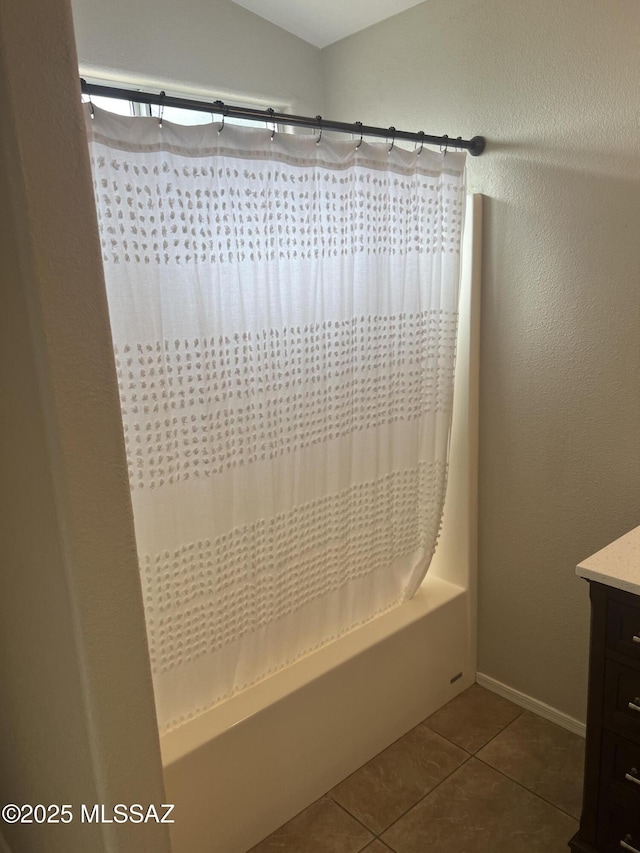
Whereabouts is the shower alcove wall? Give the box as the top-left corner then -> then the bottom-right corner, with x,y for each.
161,195 -> 482,853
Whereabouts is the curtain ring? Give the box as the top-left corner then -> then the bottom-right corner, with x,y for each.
416,131 -> 425,155
267,108 -> 276,140
354,121 -> 363,150
158,90 -> 166,128
387,126 -> 396,153
214,100 -> 226,132
440,133 -> 449,156
315,115 -> 322,145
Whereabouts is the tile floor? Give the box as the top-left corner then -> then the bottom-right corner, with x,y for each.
248,684 -> 585,853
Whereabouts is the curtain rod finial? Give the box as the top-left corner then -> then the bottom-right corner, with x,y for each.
469,136 -> 486,156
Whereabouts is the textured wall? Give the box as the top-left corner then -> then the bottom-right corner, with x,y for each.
71,0 -> 323,113
322,0 -> 640,720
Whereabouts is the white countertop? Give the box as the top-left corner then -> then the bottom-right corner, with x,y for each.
577,525 -> 640,596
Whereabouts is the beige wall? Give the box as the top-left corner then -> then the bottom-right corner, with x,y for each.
71,0 -> 323,113
322,0 -> 640,720
0,1 -> 170,851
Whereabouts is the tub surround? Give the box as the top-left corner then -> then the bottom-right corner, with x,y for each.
576,526 -> 640,596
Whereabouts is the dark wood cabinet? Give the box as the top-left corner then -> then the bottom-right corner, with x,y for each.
570,582 -> 640,853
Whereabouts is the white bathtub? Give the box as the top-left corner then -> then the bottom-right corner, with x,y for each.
161,196 -> 482,853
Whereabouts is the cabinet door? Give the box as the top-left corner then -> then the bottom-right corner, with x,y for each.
596,803 -> 640,853
604,661 -> 640,744
600,731 -> 640,808
607,598 -> 640,666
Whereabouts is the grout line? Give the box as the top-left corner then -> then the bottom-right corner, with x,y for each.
333,731 -> 580,848
473,754 -> 581,822
465,706 -> 526,754
328,717 -> 476,836
329,796 -> 380,839
338,710 -> 579,844
421,704 -> 525,755
338,700 -> 522,840
425,700 -> 581,822
327,689 -> 578,845
378,752 -> 474,838
364,840 -> 396,852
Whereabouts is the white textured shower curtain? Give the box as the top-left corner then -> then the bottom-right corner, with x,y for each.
85,105 -> 466,733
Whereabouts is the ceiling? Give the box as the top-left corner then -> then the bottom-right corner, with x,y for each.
230,0 -> 426,48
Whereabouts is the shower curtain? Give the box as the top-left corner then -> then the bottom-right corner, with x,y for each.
85,104 -> 466,733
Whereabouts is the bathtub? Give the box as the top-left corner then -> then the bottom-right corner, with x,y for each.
161,195 -> 482,853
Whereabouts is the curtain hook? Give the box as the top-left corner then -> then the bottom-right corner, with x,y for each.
315,115 -> 322,145
416,131 -> 425,155
214,100 -> 226,132
81,78 -> 95,120
158,90 -> 166,128
440,133 -> 449,156
267,108 -> 276,140
354,121 -> 363,150
387,126 -> 396,153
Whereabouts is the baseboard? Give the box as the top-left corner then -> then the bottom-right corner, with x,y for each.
476,672 -> 586,738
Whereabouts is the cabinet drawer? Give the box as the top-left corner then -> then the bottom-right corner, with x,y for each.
601,731 -> 640,807
608,597 -> 640,665
604,661 -> 640,743
597,803 -> 640,853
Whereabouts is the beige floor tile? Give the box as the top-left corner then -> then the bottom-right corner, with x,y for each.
248,796 -> 373,853
331,725 -> 468,834
476,710 -> 585,817
381,758 -> 578,853
362,842 -> 396,852
423,684 -> 522,753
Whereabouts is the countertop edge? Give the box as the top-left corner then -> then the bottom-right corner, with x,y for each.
575,524 -> 640,597
575,566 -> 640,597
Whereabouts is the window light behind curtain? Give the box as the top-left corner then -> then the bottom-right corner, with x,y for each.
85,105 -> 466,733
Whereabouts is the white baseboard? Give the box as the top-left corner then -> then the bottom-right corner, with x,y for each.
476,672 -> 586,738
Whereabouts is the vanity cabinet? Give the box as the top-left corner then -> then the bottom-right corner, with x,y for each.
570,527 -> 640,853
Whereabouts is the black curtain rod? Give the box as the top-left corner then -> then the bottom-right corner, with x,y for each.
80,80 -> 486,157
